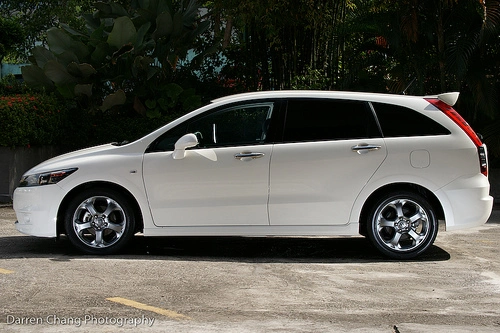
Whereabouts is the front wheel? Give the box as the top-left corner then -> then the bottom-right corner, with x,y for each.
367,191 -> 438,259
64,188 -> 136,255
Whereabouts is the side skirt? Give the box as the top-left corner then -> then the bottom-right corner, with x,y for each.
142,223 -> 359,237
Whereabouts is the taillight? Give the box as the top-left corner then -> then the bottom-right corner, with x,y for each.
425,97 -> 488,176
478,146 -> 488,176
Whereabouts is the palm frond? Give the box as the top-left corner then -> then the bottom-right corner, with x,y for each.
446,32 -> 479,79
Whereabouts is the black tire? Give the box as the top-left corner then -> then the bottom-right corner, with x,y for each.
366,191 -> 438,259
64,188 -> 135,255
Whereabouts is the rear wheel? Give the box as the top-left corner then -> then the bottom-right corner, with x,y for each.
367,191 -> 438,259
64,188 -> 135,255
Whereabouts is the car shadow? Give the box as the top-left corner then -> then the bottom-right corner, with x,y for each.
486,208 -> 500,224
0,234 -> 451,263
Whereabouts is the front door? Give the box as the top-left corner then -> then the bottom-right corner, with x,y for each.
143,102 -> 275,227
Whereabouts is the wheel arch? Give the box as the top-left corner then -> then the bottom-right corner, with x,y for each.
56,181 -> 144,236
358,183 -> 444,236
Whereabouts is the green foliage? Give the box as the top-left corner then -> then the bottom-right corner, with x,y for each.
0,76 -> 167,148
339,0 -> 499,120
4,0 -> 499,152
0,0 -> 94,62
0,93 -> 66,147
0,75 -> 27,95
291,66 -> 331,90
138,82 -> 201,118
0,17 -> 24,62
205,0 -> 356,91
22,0 -> 208,117
205,0 -> 498,127
61,107 -> 174,149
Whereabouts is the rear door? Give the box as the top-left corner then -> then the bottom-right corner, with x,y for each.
269,99 -> 387,226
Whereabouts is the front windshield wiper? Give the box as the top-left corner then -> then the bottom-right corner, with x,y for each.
111,140 -> 129,146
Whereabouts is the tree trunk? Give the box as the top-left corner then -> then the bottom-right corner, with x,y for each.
436,4 -> 447,92
222,17 -> 233,49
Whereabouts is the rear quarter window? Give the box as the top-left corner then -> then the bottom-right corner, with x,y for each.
372,102 -> 451,137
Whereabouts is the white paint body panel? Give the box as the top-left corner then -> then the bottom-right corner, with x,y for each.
143,145 -> 272,226
269,139 -> 386,225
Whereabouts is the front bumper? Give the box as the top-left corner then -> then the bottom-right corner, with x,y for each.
13,185 -> 65,237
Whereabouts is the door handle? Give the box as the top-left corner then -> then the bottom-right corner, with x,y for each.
351,144 -> 382,154
234,152 -> 265,161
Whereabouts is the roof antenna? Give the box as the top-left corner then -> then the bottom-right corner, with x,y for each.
402,77 -> 416,95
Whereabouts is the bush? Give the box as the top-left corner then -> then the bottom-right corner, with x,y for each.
0,89 -> 183,149
0,74 -> 188,149
0,93 -> 66,147
0,74 -> 26,95
62,108 -> 175,149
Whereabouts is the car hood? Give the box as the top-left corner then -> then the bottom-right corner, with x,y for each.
24,143 -> 119,175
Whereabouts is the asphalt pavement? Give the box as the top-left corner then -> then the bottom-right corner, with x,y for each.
0,205 -> 499,332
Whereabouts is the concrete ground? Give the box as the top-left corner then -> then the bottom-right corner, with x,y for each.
0,205 -> 499,332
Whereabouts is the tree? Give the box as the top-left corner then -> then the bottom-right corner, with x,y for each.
204,0 -> 355,91
0,0 -> 94,62
21,0 -> 210,117
0,17 -> 24,63
341,0 -> 499,116
339,0 -> 500,160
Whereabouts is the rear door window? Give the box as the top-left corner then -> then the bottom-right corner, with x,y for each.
282,99 -> 381,142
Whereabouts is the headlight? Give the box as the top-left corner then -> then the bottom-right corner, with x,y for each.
19,168 -> 78,187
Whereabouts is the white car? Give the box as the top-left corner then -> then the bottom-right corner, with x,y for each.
13,91 -> 493,259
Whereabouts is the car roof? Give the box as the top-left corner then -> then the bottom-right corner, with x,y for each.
210,90 -> 459,107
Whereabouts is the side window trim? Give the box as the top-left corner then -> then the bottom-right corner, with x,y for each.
368,101 -> 385,137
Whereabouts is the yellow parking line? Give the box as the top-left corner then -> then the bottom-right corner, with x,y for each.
0,268 -> 14,274
106,297 -> 191,320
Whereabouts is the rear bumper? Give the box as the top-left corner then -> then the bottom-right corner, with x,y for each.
436,174 -> 493,231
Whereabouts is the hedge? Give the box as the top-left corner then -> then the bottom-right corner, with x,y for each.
0,75 -> 186,149
0,93 -> 66,147
0,91 -> 177,149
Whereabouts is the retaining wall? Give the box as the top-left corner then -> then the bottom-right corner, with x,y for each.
0,146 -> 62,202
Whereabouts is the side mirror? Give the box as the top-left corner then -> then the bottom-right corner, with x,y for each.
172,133 -> 199,160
